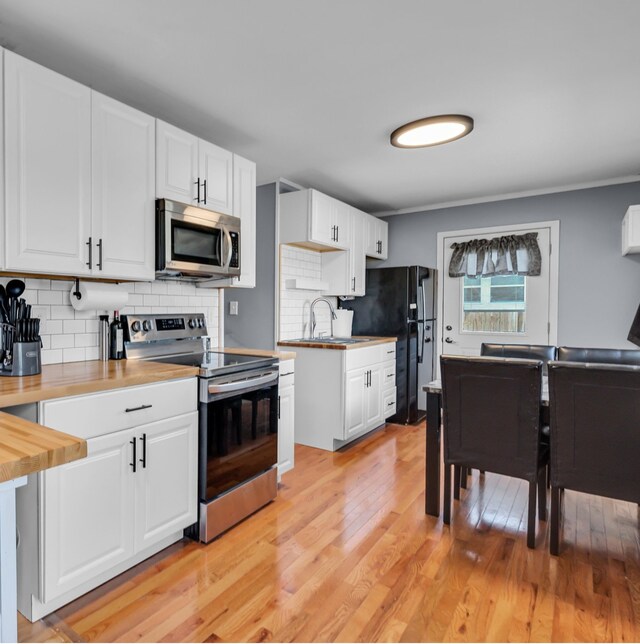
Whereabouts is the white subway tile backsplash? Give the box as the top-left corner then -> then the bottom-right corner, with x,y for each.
1,275 -> 220,365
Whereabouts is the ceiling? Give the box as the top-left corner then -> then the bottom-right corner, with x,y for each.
0,0 -> 639,215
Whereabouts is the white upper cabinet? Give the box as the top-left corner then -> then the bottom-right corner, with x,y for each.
156,120 -> 198,205
91,92 -> 155,280
156,120 -> 233,215
279,189 -> 349,251
4,51 -> 92,275
322,207 -> 365,296
0,49 -> 4,270
622,205 -> 640,255
365,214 -> 389,260
228,154 -> 256,288
199,140 -> 233,215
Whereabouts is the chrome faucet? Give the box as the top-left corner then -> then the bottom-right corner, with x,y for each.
310,298 -> 337,339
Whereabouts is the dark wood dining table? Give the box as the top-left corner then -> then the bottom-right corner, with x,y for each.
423,377 -> 549,517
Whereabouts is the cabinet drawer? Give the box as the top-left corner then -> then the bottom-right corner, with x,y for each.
383,364 -> 396,390
280,372 -> 295,388
383,388 -> 397,419
42,378 -> 197,440
279,359 -> 295,378
380,343 -> 396,361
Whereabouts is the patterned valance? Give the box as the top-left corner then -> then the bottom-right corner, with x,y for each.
449,232 -> 542,278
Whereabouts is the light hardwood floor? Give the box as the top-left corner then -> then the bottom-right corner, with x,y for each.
18,422 -> 640,642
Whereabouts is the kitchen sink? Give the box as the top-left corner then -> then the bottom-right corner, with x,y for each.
287,337 -> 372,344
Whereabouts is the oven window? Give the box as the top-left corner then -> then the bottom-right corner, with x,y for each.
171,220 -> 222,266
202,384 -> 278,501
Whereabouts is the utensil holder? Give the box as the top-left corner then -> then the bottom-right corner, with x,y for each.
0,341 -> 41,377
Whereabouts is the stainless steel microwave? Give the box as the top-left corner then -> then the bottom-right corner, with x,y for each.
156,199 -> 241,281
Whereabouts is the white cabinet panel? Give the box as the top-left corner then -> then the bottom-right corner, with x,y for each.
135,412 -> 198,551
228,154 -> 256,288
92,93 -> 155,280
41,428 -> 136,602
365,365 -> 383,429
0,49 -> 4,270
366,215 -> 388,260
4,51 -> 92,275
199,140 -> 233,215
344,367 -> 366,438
278,381 -> 295,475
156,120 -> 198,204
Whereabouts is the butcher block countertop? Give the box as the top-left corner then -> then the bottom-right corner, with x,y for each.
217,347 -> 296,361
0,360 -> 199,409
0,412 -> 86,483
278,337 -> 397,350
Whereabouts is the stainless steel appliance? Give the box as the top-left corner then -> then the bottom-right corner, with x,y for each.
123,313 -> 279,542
156,199 -> 241,281
340,266 -> 437,423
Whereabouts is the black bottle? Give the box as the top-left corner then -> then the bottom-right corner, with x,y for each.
109,311 -> 124,360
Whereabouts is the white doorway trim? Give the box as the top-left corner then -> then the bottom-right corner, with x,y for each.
436,220 -> 560,367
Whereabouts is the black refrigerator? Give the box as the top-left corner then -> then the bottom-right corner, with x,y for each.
340,266 -> 437,424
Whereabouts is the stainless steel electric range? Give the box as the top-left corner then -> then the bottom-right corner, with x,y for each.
123,313 -> 279,542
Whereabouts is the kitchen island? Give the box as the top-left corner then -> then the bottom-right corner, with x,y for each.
0,412 -> 86,643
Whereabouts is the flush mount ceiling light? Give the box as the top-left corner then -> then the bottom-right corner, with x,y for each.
390,114 -> 474,148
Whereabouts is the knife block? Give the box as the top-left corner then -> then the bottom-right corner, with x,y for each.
0,341 -> 42,377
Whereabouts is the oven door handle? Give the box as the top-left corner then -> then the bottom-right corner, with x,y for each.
208,371 -> 278,395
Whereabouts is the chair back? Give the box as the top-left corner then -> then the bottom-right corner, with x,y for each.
481,343 -> 557,374
548,360 -> 640,504
440,355 -> 543,481
557,346 -> 640,366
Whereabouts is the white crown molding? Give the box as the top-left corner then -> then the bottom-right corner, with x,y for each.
373,175 -> 640,218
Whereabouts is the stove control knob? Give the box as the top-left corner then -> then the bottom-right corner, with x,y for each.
188,319 -> 197,329
197,319 -> 204,328
131,321 -> 141,333
142,320 -> 153,332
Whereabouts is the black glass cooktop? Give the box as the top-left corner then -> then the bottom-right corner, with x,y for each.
148,351 -> 277,376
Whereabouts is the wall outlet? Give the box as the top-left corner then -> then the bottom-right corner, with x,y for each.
229,301 -> 239,316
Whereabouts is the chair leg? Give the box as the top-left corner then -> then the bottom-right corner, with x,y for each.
443,463 -> 452,526
460,466 -> 468,489
527,480 -> 537,549
538,467 -> 547,521
453,465 -> 461,500
550,486 -> 561,555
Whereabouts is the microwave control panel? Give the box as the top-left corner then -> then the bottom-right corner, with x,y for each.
229,232 -> 240,268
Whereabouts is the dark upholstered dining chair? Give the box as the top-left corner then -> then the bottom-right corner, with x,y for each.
548,361 -> 640,555
440,355 -> 549,548
557,346 -> 640,366
481,343 -> 557,374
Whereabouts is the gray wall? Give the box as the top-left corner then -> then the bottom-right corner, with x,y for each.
379,181 -> 640,349
224,183 -> 277,349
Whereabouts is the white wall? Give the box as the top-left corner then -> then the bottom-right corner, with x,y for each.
1,277 -> 219,365
279,245 -> 336,340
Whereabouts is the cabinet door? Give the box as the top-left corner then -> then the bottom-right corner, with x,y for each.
229,154 -> 256,288
156,120 -> 198,204
344,367 -> 366,438
365,365 -> 383,429
4,51 -> 92,275
278,383 -> 295,475
91,92 -> 155,280
41,429 -> 136,602
0,49 -> 4,269
198,140 -> 233,215
134,412 -> 198,552
350,208 -> 366,295
378,219 -> 389,259
310,190 -> 338,247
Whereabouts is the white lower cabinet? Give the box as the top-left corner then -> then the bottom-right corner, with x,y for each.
17,379 -> 198,621
277,360 -> 295,477
293,342 -> 396,451
41,428 -> 136,603
134,414 -> 198,552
